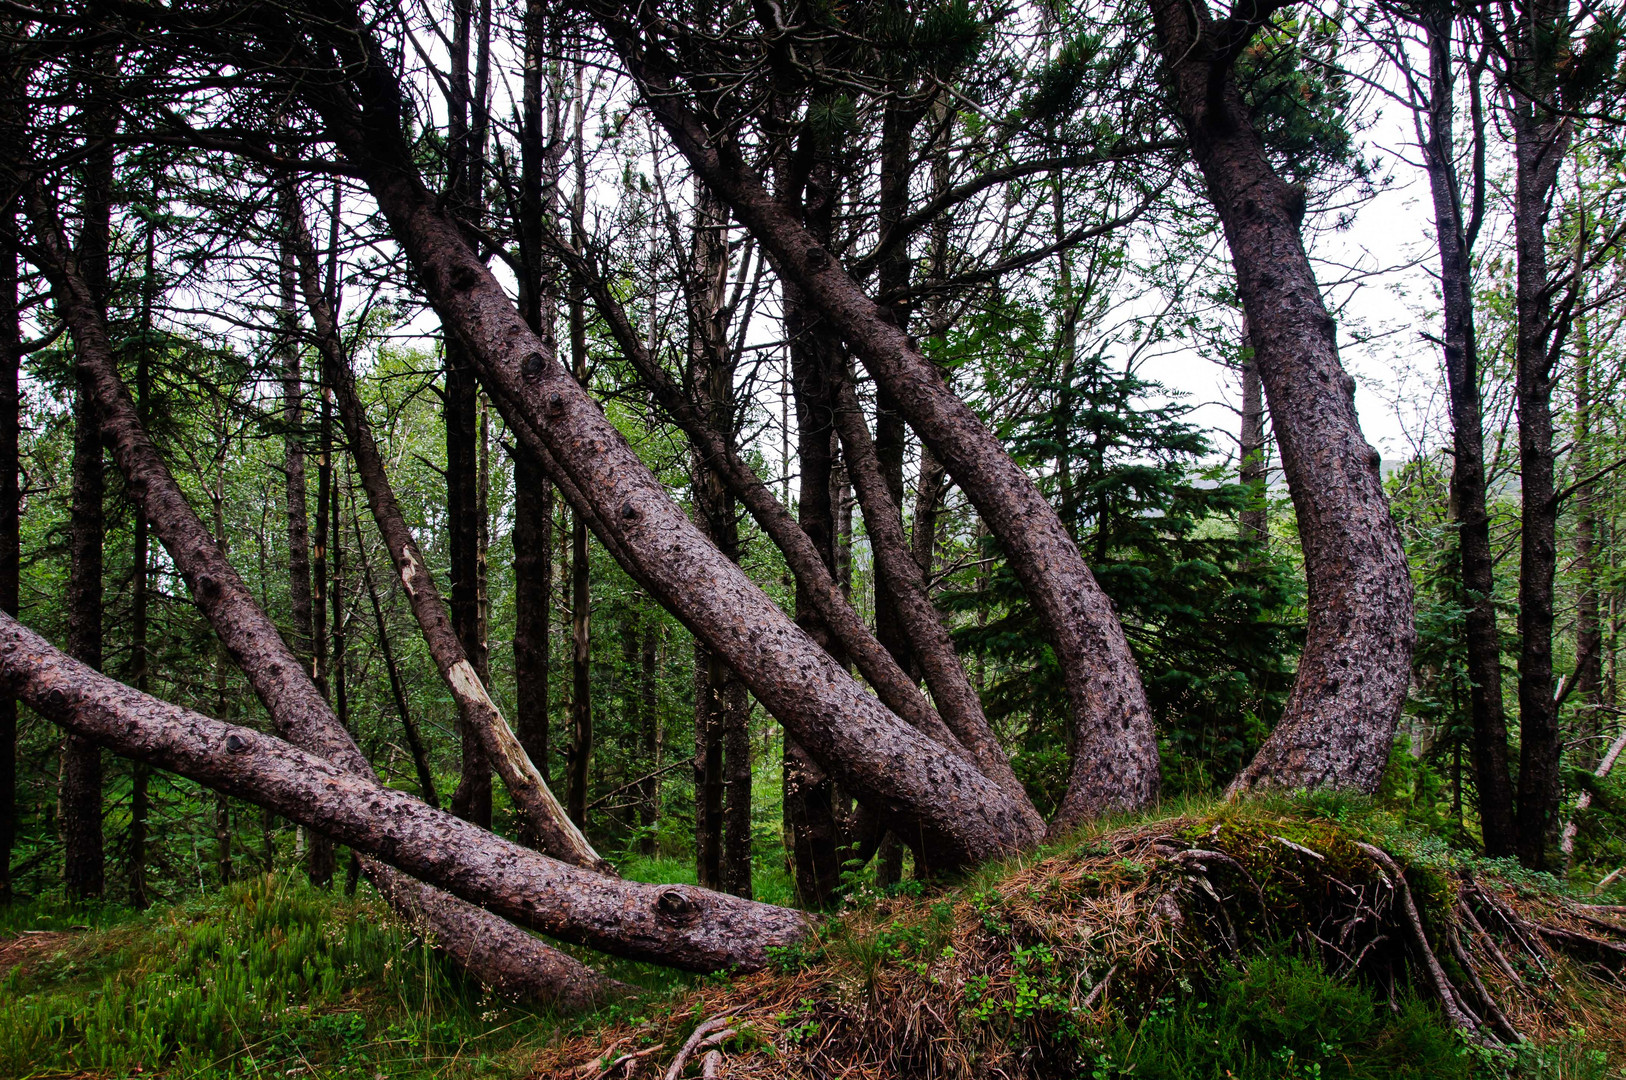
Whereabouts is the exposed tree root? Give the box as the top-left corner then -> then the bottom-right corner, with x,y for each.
538,812 -> 1626,1078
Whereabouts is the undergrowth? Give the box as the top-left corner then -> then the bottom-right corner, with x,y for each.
0,872 -> 682,1079
9,797 -> 1626,1078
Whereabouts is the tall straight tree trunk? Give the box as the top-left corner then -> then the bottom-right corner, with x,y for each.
446,351 -> 491,828
1238,326 -> 1267,545
62,125 -> 112,902
566,376 -> 591,826
126,222 -> 156,908
513,0 -> 559,816
1415,8 -> 1516,855
1574,301 -> 1602,765
299,22 -> 1041,870
639,619 -> 661,854
685,184 -> 753,898
308,357 -> 336,886
279,241 -> 316,673
0,206 -> 17,905
513,459 -> 552,794
1147,0 -> 1415,794
1509,0 -> 1573,868
26,183 -> 621,1003
445,0 -> 492,831
565,79 -> 592,829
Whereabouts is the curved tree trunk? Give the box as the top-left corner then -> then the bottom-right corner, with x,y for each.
1148,0 -> 1415,794
300,23 -> 1038,871
584,4 -> 1158,824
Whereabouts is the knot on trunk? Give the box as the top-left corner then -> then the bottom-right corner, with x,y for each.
656,886 -> 697,924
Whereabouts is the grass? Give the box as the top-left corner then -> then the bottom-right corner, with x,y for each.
0,873 -> 583,1079
9,797 -> 1626,1078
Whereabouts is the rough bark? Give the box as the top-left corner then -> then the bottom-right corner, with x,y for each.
278,238 -> 316,676
1148,0 -> 1416,794
1508,0 -> 1572,868
0,610 -> 808,973
0,207 -> 16,904
62,129 -> 111,902
686,183 -> 753,899
24,180 -> 607,1005
127,222 -> 156,908
551,234 -> 964,759
513,455 -> 552,779
303,28 -> 1035,871
1416,8 -> 1516,854
828,364 -> 1036,817
513,0 -> 560,813
565,84 -> 592,832
287,203 -> 604,870
586,6 -> 1159,823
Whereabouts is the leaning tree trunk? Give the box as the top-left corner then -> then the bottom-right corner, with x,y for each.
23,178 -> 611,1006
551,232 -> 969,763
0,610 -> 809,974
285,202 -> 605,871
1148,0 -> 1415,793
1418,7 -> 1517,855
299,24 -> 1038,872
586,4 -> 1158,825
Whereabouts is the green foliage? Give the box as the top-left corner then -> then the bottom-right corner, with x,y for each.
0,873 -> 574,1078
1082,951 -> 1476,1080
948,346 -> 1301,807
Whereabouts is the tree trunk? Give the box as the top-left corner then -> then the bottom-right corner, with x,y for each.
1238,327 -> 1267,545
1573,302 -> 1602,767
513,457 -> 552,794
0,610 -> 809,975
308,331 -> 336,887
1413,9 -> 1516,856
1508,0 -> 1572,869
279,238 -> 316,678
285,205 -> 601,869
62,130 -> 111,902
639,619 -> 661,853
301,29 -> 1039,871
828,363 -> 1034,815
0,206 -> 17,905
25,180 -> 610,1005
552,235 -> 964,761
590,10 -> 1159,822
565,80 -> 593,832
1148,0 -> 1415,794
447,341 -> 492,829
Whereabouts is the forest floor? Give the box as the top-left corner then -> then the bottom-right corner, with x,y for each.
7,796 -> 1626,1079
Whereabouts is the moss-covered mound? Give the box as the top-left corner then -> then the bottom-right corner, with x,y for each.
541,800 -> 1626,1079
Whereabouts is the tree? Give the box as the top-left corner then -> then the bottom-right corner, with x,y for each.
1146,0 -> 1416,793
